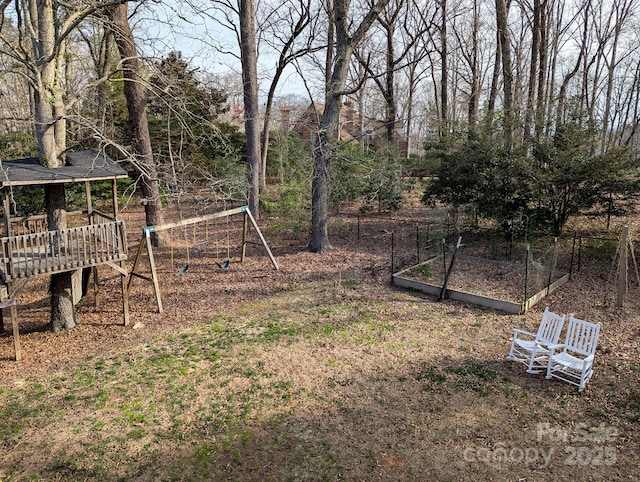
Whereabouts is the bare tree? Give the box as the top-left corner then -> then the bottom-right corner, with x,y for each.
495,0 -> 514,150
0,0 -> 128,330
355,0 -> 432,147
438,0 -> 448,136
258,0 -> 318,188
310,0 -> 391,253
599,0 -> 636,151
238,0 -> 261,218
106,2 -> 166,241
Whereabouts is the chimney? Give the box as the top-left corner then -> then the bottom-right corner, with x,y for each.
280,106 -> 291,130
343,100 -> 354,123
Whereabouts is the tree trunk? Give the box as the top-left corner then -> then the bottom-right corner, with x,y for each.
28,0 -> 77,331
107,3 -> 165,242
468,0 -> 480,131
325,0 -> 335,94
534,0 -> 548,140
556,4 -> 588,128
310,0 -> 391,253
385,19 -> 396,146
496,0 -> 514,150
310,49 -> 351,252
439,0 -> 448,137
239,0 -> 261,220
46,185 -> 77,331
485,32 -> 501,127
524,0 -> 540,143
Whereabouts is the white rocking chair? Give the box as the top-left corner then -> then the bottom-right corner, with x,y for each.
507,307 -> 565,374
545,315 -> 601,392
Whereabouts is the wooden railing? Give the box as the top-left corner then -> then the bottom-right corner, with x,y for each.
91,210 -> 117,225
5,211 -> 86,235
0,221 -> 127,282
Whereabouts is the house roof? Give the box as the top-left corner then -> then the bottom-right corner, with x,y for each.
0,150 -> 128,187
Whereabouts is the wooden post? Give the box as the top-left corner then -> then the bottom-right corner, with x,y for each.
111,179 -> 129,325
439,236 -> 462,301
145,228 -> 164,313
547,237 -> 558,295
243,207 -> 279,270
391,231 -> 395,281
617,225 -> 629,307
523,245 -> 530,305
416,222 -> 420,264
0,192 -> 8,333
569,231 -> 577,280
2,191 -> 12,237
241,211 -> 249,262
85,180 -> 94,224
578,236 -> 582,272
10,302 -> 20,361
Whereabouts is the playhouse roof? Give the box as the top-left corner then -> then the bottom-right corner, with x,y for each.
0,150 -> 128,188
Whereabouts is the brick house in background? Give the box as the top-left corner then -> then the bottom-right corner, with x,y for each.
293,100 -> 409,158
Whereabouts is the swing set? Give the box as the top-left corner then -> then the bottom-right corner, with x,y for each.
168,210 -> 234,274
128,205 -> 278,313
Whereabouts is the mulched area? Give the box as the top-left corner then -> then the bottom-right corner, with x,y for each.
0,197 -> 636,384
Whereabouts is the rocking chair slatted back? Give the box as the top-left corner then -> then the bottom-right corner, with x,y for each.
564,316 -> 600,356
537,307 -> 565,345
507,307 -> 565,374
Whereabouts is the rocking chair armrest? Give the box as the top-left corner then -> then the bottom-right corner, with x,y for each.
547,343 -> 564,354
512,328 -> 536,339
583,354 -> 595,363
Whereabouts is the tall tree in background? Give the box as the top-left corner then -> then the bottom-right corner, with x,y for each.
495,0 -> 514,150
106,2 -> 166,242
438,0 -> 448,137
259,0 -> 316,189
239,0 -> 261,219
356,0 -> 431,147
310,0 -> 392,253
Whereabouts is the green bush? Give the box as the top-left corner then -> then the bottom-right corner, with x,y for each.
0,131 -> 38,160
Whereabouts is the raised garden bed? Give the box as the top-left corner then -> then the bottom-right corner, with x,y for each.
393,254 -> 570,314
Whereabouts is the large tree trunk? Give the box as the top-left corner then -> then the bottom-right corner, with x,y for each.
523,0 -> 540,143
310,0 -> 390,253
485,32 -> 501,127
46,186 -> 77,331
467,0 -> 480,131
310,49 -> 351,252
496,0 -> 514,150
108,3 -> 165,241
325,0 -> 335,93
29,0 -> 77,331
239,0 -> 261,220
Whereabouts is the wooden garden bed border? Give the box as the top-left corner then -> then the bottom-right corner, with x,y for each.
392,254 -> 570,314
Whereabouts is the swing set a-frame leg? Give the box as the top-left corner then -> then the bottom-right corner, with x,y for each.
128,228 -> 164,313
243,208 -> 279,270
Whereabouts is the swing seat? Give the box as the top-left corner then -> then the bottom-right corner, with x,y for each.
217,259 -> 231,271
177,263 -> 190,275
193,241 -> 209,254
